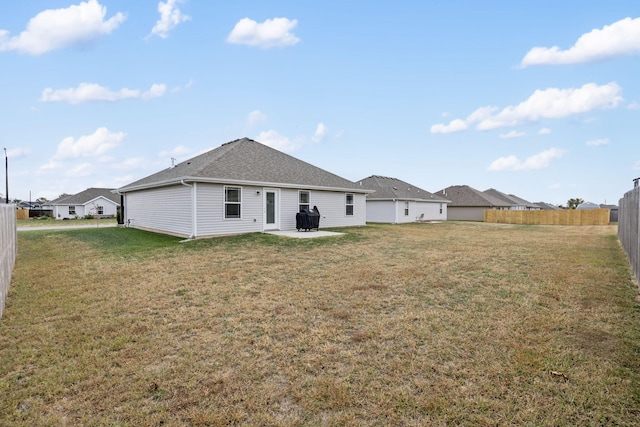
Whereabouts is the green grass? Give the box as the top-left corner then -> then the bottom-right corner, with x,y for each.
1,222 -> 639,426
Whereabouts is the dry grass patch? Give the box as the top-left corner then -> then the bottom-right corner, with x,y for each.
1,222 -> 639,425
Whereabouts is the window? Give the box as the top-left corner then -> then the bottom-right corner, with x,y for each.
96,205 -> 104,215
225,186 -> 241,219
439,203 -> 443,214
68,206 -> 76,215
345,193 -> 354,216
404,201 -> 409,216
299,190 -> 310,212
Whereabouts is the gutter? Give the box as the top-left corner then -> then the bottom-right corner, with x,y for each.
118,176 -> 374,195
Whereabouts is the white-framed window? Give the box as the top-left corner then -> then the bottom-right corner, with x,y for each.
68,206 -> 76,215
439,203 -> 443,214
404,201 -> 409,216
224,186 -> 241,219
299,190 -> 310,212
96,205 -> 104,215
345,193 -> 354,216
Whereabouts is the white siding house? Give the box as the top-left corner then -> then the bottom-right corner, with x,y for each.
117,138 -> 370,238
357,176 -> 449,223
46,188 -> 120,220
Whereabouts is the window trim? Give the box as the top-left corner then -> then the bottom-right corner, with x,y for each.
224,186 -> 242,219
299,190 -> 310,212
345,193 -> 354,216
68,206 -> 76,215
404,201 -> 409,216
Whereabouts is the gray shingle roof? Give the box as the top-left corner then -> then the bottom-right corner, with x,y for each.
534,202 -> 561,210
50,188 -> 120,205
435,185 -> 511,207
483,188 -> 537,208
357,175 -> 450,202
118,138 -> 366,193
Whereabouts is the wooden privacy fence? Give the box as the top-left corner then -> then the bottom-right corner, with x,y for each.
618,187 -> 640,286
484,208 -> 610,225
0,204 -> 17,319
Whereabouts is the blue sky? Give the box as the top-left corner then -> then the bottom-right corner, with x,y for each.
1,1 -> 639,206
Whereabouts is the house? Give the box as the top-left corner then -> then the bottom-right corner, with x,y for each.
534,202 -> 562,210
45,188 -> 120,219
357,175 -> 449,223
116,138 -> 370,238
483,188 -> 540,210
576,201 -> 600,210
435,185 -> 511,221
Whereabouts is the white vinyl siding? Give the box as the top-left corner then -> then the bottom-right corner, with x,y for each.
125,185 -> 193,237
279,189 -> 366,230
366,200 -> 448,223
124,183 -> 367,237
197,184 -> 262,237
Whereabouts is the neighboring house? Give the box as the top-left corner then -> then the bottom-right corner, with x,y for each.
483,188 -> 540,210
116,138 -> 370,238
45,188 -> 120,219
576,201 -> 600,210
357,175 -> 449,223
17,201 -> 41,209
534,202 -> 562,210
435,185 -> 511,221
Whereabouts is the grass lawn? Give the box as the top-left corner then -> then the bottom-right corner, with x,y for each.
1,222 -> 639,425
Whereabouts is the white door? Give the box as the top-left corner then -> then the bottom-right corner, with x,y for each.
263,189 -> 279,230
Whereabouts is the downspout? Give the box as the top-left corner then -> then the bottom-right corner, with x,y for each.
393,199 -> 398,224
180,180 -> 196,239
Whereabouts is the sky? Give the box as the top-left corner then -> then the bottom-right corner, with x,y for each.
1,1 -> 639,206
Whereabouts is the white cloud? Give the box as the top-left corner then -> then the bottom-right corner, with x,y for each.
246,110 -> 267,127
628,101 -> 640,110
65,162 -> 94,177
0,0 -> 125,55
159,145 -> 192,159
586,138 -> 610,147
54,127 -> 126,159
40,82 -> 166,104
37,159 -> 63,174
111,157 -> 146,170
488,147 -> 567,171
477,83 -> 622,130
312,123 -> 328,142
538,127 -> 552,135
431,82 -> 623,133
150,0 -> 190,39
256,130 -> 300,152
430,118 -> 468,134
499,130 -> 525,139
227,17 -> 300,48
6,147 -> 31,158
521,17 -> 640,67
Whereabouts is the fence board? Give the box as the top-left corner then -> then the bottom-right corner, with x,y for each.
0,204 -> 17,319
484,209 -> 610,225
618,188 -> 640,286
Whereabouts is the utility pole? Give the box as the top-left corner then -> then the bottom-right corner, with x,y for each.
3,148 -> 7,204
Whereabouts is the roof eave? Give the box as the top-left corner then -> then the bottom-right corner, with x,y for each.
118,176 -> 373,194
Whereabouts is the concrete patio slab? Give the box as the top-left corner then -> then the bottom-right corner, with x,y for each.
264,230 -> 344,239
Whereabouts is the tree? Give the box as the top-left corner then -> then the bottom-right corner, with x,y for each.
567,198 -> 584,209
35,196 -> 49,204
